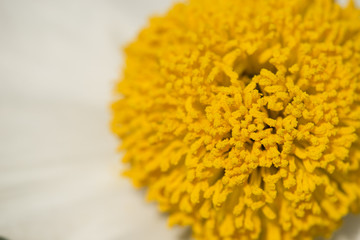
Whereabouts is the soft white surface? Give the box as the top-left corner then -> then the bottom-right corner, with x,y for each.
0,0 -> 360,240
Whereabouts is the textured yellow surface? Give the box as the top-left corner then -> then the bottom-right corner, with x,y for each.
111,0 -> 360,239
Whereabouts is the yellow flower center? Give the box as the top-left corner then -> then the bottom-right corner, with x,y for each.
112,0 -> 360,239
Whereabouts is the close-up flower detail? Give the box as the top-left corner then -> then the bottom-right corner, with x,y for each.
111,0 -> 360,239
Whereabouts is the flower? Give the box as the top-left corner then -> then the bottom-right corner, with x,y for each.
111,0 -> 360,239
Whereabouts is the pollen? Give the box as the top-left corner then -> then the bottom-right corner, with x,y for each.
111,0 -> 360,239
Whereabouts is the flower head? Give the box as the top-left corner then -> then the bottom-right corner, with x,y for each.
112,0 -> 360,239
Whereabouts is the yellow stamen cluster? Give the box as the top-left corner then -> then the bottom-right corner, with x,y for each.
111,0 -> 360,239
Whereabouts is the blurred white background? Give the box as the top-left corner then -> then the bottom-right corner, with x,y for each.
0,0 -> 360,240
